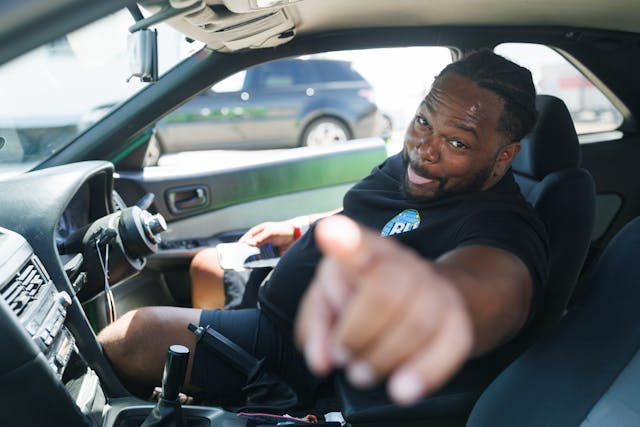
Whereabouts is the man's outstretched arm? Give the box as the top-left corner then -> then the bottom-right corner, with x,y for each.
294,215 -> 533,404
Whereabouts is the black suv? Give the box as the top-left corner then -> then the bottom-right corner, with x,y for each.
154,58 -> 383,152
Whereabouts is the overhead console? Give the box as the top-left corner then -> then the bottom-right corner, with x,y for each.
139,0 -> 302,52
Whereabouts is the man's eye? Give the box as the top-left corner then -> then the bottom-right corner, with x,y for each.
415,116 -> 430,128
448,139 -> 467,149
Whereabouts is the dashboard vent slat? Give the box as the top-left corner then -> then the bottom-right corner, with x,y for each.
1,258 -> 47,317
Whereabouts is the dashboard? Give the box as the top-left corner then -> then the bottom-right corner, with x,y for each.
0,161 -> 201,427
54,183 -> 91,253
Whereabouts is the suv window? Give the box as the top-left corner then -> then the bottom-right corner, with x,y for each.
495,43 -> 623,137
313,60 -> 364,82
252,60 -> 312,89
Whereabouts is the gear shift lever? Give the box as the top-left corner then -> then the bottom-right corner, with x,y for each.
162,345 -> 189,401
141,345 -> 190,427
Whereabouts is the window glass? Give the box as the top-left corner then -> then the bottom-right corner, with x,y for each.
155,46 -> 452,164
313,60 -> 363,82
312,47 -> 452,155
0,9 -> 188,176
252,60 -> 312,88
495,43 -> 623,135
255,62 -> 293,88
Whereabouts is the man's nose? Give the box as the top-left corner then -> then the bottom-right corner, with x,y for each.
418,137 -> 441,163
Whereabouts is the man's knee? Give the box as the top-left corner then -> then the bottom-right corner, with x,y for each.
98,307 -> 161,370
98,306 -> 202,387
191,248 -> 226,309
190,248 -> 223,279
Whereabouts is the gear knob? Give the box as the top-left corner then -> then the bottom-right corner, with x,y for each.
161,344 -> 190,402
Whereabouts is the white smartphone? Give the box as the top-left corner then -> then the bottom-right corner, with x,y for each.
216,242 -> 280,270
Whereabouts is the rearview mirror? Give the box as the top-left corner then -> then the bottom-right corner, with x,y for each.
127,29 -> 158,83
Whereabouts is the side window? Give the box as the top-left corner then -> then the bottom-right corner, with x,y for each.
318,47 -> 452,154
314,60 -> 363,82
495,43 -> 623,136
253,61 -> 306,89
154,47 -> 452,162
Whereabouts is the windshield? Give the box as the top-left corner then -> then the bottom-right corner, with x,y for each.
0,9 -> 191,178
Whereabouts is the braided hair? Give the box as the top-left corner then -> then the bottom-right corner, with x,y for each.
437,50 -> 537,142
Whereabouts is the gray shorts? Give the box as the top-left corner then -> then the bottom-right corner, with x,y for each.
222,268 -> 271,309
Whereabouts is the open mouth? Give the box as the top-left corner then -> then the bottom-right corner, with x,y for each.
407,164 -> 438,186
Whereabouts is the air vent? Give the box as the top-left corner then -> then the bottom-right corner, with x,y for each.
1,258 -> 47,317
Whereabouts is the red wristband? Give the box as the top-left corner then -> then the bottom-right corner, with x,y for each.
293,225 -> 302,240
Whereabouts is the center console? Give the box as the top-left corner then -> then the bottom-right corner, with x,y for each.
0,226 -> 246,427
0,229 -> 74,379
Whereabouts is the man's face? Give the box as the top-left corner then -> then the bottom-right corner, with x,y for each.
402,72 -> 517,201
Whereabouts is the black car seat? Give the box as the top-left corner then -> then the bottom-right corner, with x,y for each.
467,217 -> 640,426
511,94 -> 596,340
334,95 -> 596,427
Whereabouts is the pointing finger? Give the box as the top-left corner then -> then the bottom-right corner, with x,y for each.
387,295 -> 473,404
314,215 -> 384,274
295,256 -> 355,376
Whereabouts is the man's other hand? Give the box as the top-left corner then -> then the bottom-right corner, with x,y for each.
239,220 -> 300,252
294,215 -> 474,405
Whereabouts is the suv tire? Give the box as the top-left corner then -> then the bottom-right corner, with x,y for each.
301,117 -> 351,147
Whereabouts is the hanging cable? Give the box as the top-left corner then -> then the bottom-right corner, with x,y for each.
96,235 -> 117,324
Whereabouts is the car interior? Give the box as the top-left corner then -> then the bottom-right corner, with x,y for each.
468,216 -> 640,426
1,0 -> 640,426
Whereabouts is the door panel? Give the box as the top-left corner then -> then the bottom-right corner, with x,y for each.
113,137 -> 387,306
591,193 -> 623,241
116,138 -> 387,223
579,133 -> 640,286
156,183 -> 354,257
581,134 -> 640,245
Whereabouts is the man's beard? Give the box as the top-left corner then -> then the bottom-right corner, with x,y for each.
400,149 -> 494,202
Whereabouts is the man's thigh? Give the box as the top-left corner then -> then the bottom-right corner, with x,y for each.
98,306 -> 202,395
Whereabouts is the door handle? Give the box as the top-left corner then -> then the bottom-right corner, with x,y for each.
166,185 -> 209,214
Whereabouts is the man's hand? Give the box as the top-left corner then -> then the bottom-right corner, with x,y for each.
239,219 -> 305,253
294,215 -> 474,405
240,210 -> 341,253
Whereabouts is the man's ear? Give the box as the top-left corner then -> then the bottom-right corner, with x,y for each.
496,141 -> 521,168
490,141 -> 521,179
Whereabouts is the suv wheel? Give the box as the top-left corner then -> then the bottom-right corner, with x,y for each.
301,117 -> 351,146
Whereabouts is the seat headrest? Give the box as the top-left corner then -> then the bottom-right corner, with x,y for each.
511,95 -> 580,180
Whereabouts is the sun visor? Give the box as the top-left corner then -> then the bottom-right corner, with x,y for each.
146,0 -> 297,52
198,7 -> 295,51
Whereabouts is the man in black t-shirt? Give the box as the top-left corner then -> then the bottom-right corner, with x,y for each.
98,50 -> 549,405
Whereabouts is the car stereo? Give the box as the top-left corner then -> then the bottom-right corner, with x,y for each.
0,227 -> 74,379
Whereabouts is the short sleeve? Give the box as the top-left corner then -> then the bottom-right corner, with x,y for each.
455,206 -> 549,319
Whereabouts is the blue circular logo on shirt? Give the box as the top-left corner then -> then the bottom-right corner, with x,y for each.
381,209 -> 421,236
